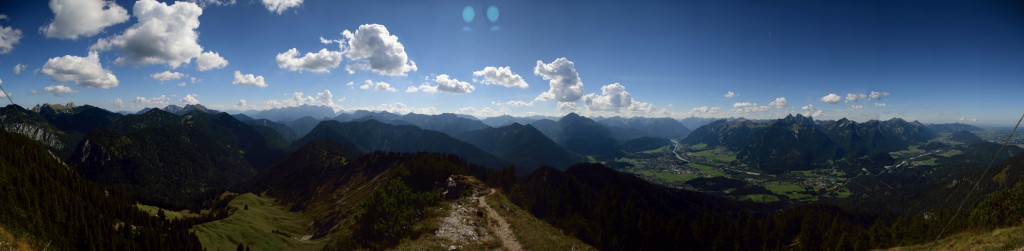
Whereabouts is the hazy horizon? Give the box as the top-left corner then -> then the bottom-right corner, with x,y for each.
11,101 -> 1019,127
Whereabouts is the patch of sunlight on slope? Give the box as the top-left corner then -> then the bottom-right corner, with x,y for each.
880,225 -> 1024,251
134,203 -> 203,220
392,176 -> 594,251
0,225 -> 38,251
191,193 -> 326,251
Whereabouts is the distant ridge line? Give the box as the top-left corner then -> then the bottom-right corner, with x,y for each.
936,112 -> 1024,241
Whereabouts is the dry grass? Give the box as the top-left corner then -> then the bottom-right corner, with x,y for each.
392,197 -> 501,251
485,191 -> 597,251
0,225 -> 40,251
881,226 -> 1024,251
191,193 -> 326,251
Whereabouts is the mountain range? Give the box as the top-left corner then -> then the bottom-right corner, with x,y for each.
292,119 -> 511,168
457,123 -> 582,174
3,102 -> 1024,250
683,114 -> 937,173
67,108 -> 289,200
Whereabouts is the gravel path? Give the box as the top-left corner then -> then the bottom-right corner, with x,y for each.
479,189 -> 523,251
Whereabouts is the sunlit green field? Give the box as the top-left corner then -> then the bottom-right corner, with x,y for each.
884,225 -> 1024,251
135,204 -> 202,220
632,170 -> 698,184
740,194 -> 781,203
191,193 -> 325,251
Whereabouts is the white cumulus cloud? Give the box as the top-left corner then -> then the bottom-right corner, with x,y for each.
181,93 -> 200,104
196,51 -> 228,71
41,52 -> 119,89
359,80 -> 396,92
733,102 -> 770,112
0,79 -> 6,97
151,71 -> 184,81
133,95 -> 171,107
801,104 -> 823,117
336,24 -> 417,76
457,107 -> 508,118
851,104 -> 864,110
869,91 -> 891,100
276,48 -> 342,73
12,64 -> 26,75
0,20 -> 22,54
628,101 -> 656,114
408,74 -> 474,94
493,100 -> 534,107
41,0 -> 129,40
264,90 -> 341,111
582,83 -> 632,112
959,116 -> 978,122
534,57 -> 584,102
874,102 -> 887,108
690,106 -> 721,115
347,102 -> 437,115
233,70 -> 267,88
261,0 -> 303,14
846,93 -> 866,102
472,66 -> 528,88
724,91 -> 736,98
91,0 -> 222,70
769,97 -> 788,108
190,0 -> 236,7
820,93 -> 841,104
557,102 -> 578,112
431,74 -> 474,94
44,85 -> 75,96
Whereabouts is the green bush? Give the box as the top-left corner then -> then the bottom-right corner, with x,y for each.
352,179 -> 440,249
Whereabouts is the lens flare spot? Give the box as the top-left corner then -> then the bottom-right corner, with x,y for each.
462,6 -> 476,23
487,5 -> 500,22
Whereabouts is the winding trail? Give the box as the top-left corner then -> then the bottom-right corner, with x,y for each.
478,189 -> 523,251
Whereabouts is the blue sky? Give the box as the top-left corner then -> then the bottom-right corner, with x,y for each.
0,0 -> 1022,125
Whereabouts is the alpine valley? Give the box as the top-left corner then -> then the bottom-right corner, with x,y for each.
2,103 -> 1024,250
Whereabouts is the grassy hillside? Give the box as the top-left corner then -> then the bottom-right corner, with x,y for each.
389,176 -> 595,251
0,226 -> 36,251
883,226 -> 1024,251
485,190 -> 596,250
191,193 -> 325,251
0,130 -> 202,250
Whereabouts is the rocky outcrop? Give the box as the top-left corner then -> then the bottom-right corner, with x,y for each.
1,123 -> 66,151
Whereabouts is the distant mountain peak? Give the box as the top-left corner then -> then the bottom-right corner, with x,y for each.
887,117 -> 908,123
559,113 -> 596,125
163,104 -> 216,116
33,102 -> 77,114
253,105 -> 336,122
778,113 -> 815,126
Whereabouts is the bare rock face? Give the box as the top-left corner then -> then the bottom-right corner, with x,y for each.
436,175 -> 493,246
443,175 -> 488,200
435,201 -> 488,243
2,123 -> 65,151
